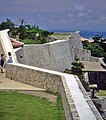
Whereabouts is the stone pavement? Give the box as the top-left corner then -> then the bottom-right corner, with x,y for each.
82,61 -> 106,72
0,72 -> 45,91
0,72 -> 57,103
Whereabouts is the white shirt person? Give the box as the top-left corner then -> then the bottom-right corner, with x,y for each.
7,52 -> 13,63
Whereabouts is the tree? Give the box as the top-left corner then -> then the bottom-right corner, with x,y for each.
92,35 -> 102,43
0,18 -> 53,44
18,18 -> 27,26
71,57 -> 84,80
0,18 -> 15,30
84,43 -> 104,57
71,58 -> 90,92
82,40 -> 89,47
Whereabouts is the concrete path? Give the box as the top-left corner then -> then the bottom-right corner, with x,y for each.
0,72 -> 45,91
82,61 -> 106,72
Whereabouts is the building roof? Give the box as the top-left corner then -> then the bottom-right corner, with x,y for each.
10,38 -> 24,48
80,37 -> 94,43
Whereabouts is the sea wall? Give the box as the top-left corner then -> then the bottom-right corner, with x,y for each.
5,63 -> 103,120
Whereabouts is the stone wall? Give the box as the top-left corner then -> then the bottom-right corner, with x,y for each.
5,63 -> 103,120
0,40 -> 4,55
5,63 -> 62,93
15,48 -> 25,64
0,29 -> 17,63
15,32 -> 97,72
16,40 -> 74,72
69,32 -> 83,49
72,48 -> 91,61
16,41 -> 93,72
61,76 -> 80,120
93,97 -> 106,118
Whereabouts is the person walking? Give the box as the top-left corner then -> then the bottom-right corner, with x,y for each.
0,54 -> 5,73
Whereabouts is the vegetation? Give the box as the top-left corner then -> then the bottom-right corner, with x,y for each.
71,58 -> 90,92
0,18 -> 53,44
0,91 -> 65,120
98,90 -> 106,96
82,35 -> 106,63
71,57 -> 84,80
53,32 -> 70,40
92,35 -> 103,43
83,43 -> 104,57
64,58 -> 90,92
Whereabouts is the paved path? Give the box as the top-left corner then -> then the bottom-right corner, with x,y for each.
0,72 -> 57,103
0,72 -> 45,91
82,61 -> 106,72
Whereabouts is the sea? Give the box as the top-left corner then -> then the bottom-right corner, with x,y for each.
80,31 -> 106,39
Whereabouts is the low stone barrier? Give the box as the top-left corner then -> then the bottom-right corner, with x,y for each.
99,58 -> 106,69
5,63 -> 62,93
93,97 -> 106,118
5,63 -> 103,120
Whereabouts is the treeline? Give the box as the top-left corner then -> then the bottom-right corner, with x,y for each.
0,18 -> 53,44
82,35 -> 106,62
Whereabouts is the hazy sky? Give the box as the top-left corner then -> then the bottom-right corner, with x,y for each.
0,0 -> 106,31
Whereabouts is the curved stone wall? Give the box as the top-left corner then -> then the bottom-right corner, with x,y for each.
5,63 -> 103,120
16,40 -> 92,72
0,29 -> 17,63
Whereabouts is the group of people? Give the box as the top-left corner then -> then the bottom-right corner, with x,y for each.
0,52 -> 13,73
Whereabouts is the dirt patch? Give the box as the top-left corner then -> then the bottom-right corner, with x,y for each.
18,91 -> 57,103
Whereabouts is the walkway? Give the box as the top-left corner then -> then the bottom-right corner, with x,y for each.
82,61 -> 106,72
0,72 -> 57,103
0,72 -> 45,91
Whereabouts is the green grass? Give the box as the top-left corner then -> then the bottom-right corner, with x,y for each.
53,33 -> 70,40
0,91 -> 65,120
98,90 -> 106,96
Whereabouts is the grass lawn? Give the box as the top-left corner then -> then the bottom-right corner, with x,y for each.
0,91 -> 65,120
53,33 -> 69,40
98,90 -> 106,96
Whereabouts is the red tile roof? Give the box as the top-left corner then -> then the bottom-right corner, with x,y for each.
10,38 -> 24,48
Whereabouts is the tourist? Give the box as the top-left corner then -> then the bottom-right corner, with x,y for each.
7,52 -> 13,63
0,54 -> 5,73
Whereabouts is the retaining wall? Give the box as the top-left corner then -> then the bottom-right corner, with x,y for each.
5,63 -> 103,120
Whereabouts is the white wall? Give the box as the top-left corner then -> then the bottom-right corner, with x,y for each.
16,32 -> 93,72
0,29 -> 17,63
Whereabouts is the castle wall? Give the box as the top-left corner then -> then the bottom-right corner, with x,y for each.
69,32 -> 83,49
0,29 -> 17,63
73,48 -> 91,61
16,40 -> 74,72
0,40 -> 4,54
5,63 -> 103,120
16,39 -> 93,72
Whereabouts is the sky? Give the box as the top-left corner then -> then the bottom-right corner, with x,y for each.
0,0 -> 106,31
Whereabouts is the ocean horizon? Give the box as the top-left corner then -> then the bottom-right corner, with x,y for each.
80,31 -> 106,39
